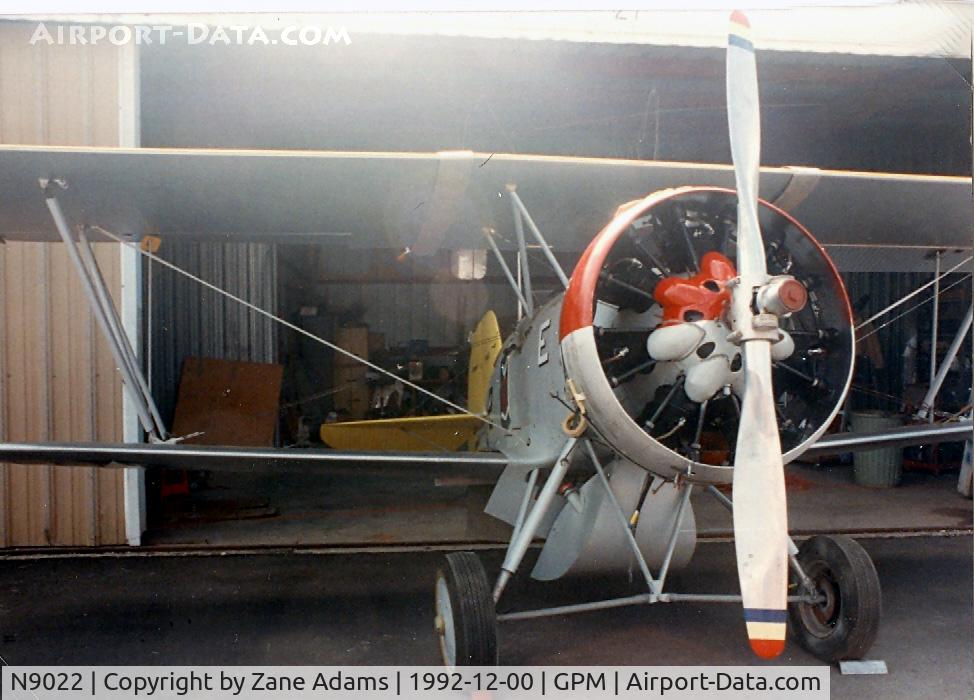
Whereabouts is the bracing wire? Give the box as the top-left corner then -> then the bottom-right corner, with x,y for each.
90,225 -> 519,441
856,273 -> 972,343
854,256 -> 972,331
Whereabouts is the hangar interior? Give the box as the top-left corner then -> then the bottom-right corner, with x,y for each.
0,11 -> 972,686
105,28 -> 973,546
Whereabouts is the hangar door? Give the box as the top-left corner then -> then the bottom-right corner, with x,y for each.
0,21 -> 141,546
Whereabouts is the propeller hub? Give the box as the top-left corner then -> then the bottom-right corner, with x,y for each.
758,276 -> 808,316
778,278 -> 808,311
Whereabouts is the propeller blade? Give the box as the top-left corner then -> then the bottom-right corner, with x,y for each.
732,341 -> 789,659
727,10 -> 765,281
726,10 -> 790,660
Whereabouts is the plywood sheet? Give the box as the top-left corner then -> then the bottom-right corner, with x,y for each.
171,357 -> 283,447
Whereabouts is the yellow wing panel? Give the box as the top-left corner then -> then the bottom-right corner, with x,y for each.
320,414 -> 482,452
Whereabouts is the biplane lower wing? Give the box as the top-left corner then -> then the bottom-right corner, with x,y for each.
803,419 -> 972,459
0,419 -> 966,476
0,441 -> 510,478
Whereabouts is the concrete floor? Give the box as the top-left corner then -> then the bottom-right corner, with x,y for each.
145,462 -> 973,547
0,536 -> 969,699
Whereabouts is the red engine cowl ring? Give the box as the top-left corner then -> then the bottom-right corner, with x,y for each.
558,186 -> 854,485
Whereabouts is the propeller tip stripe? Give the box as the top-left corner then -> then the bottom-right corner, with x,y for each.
728,33 -> 754,52
749,638 -> 786,660
743,608 -> 788,623
745,620 -> 786,638
745,608 -> 787,659
730,10 -> 750,28
729,10 -> 753,51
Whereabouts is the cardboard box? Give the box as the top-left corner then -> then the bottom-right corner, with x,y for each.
335,325 -> 369,367
333,363 -> 369,420
368,331 -> 385,355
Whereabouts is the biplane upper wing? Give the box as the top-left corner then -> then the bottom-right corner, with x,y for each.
0,145 -> 969,271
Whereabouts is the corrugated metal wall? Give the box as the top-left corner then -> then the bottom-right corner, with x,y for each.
844,271 -> 973,411
149,241 -> 279,426
312,249 -> 563,348
0,21 -> 128,546
318,281 -> 513,349
845,271 -> 924,411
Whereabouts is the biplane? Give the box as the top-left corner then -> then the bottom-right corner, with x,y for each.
0,11 -> 970,666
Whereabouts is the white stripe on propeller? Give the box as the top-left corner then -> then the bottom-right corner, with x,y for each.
726,9 -> 789,660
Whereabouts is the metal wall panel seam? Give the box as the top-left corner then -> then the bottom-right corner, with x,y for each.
39,245 -> 54,544
0,242 -> 8,547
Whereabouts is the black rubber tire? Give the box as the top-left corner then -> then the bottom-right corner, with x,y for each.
788,535 -> 881,662
435,552 -> 498,666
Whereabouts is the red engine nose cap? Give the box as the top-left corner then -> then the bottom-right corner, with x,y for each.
655,251 -> 737,325
778,278 -> 808,313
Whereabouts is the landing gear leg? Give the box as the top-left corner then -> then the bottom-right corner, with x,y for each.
493,439 -> 578,601
788,535 -> 882,662
434,440 -> 578,666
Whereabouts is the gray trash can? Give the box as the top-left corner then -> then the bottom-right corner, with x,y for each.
848,410 -> 903,487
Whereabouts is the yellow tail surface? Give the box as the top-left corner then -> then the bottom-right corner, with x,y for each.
320,311 -> 503,452
466,309 -> 502,415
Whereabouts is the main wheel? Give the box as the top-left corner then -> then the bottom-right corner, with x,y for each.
434,552 -> 497,666
789,535 -> 881,662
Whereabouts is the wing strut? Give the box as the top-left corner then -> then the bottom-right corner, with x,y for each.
507,186 -> 570,289
43,179 -> 168,441
916,303 -> 973,421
